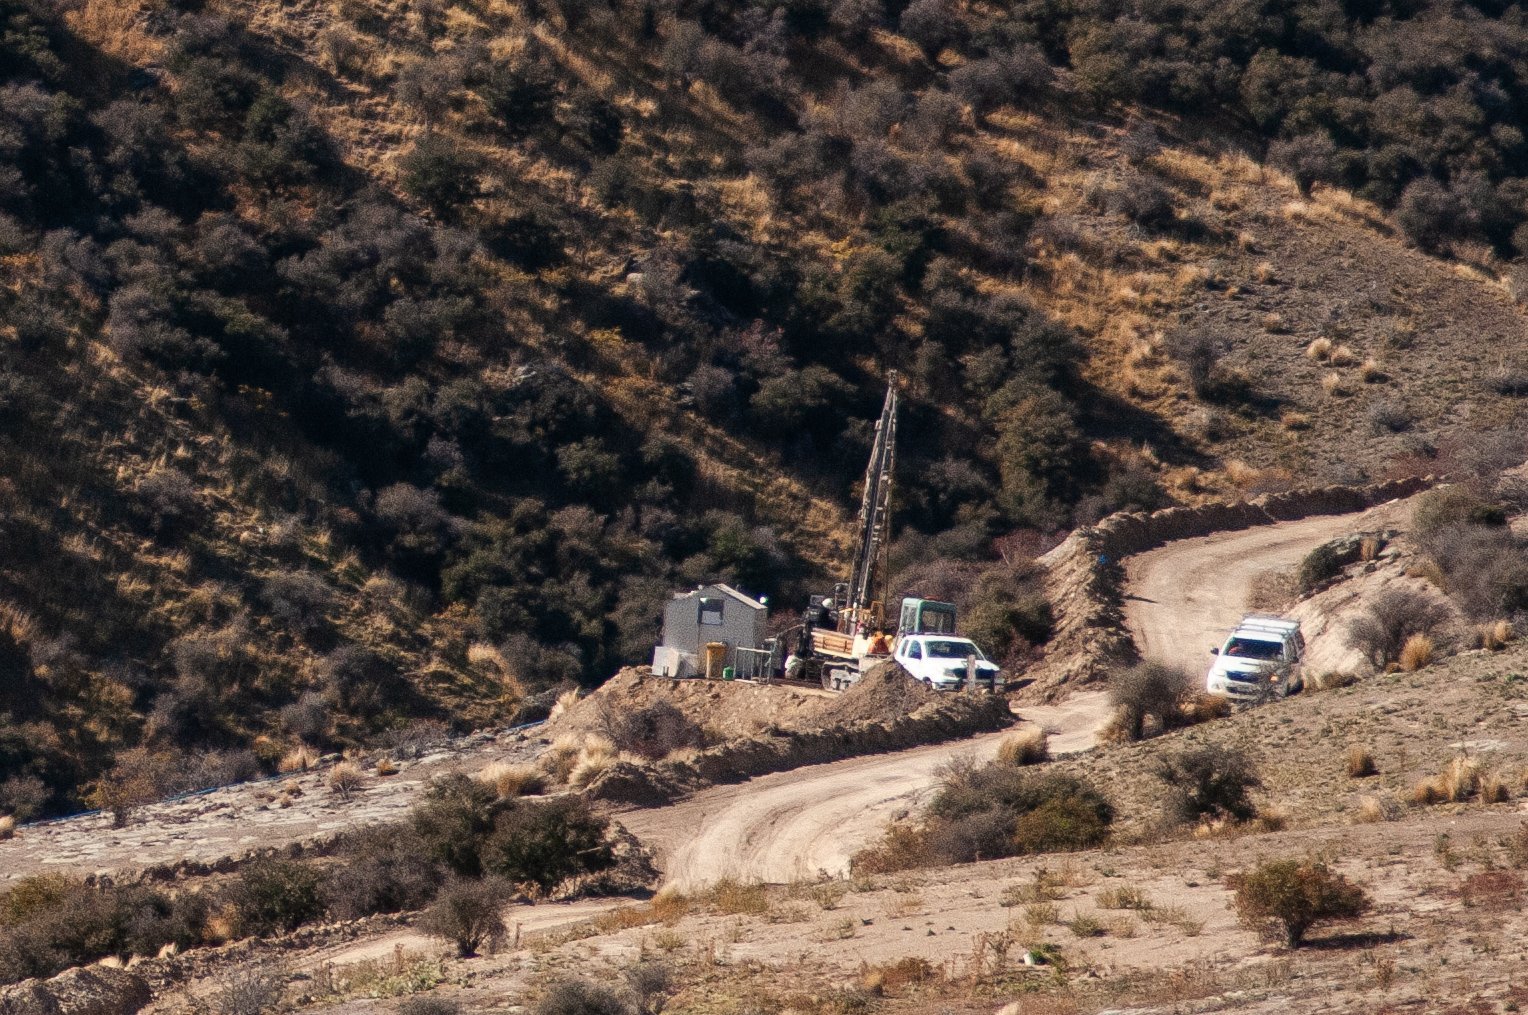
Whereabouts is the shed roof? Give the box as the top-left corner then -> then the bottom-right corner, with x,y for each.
672,582 -> 767,610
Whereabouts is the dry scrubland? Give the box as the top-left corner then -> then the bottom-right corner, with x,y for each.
8,0 -> 1528,823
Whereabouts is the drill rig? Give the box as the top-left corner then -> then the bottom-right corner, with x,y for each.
784,372 -> 954,690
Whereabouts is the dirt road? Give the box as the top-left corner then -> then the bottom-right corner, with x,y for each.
621,691 -> 1111,890
1123,498 -> 1413,676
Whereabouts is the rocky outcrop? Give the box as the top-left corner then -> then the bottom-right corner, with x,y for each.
0,965 -> 151,1015
1027,476 -> 1438,696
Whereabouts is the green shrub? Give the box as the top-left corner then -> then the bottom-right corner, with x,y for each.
398,134 -> 479,214
1227,859 -> 1369,947
419,876 -> 513,957
324,824 -> 442,919
533,979 -> 633,1015
1412,487 -> 1508,540
483,797 -> 612,892
226,859 -> 324,937
1154,746 -> 1261,826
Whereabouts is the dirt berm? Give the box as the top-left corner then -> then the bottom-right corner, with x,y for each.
583,662 -> 1013,806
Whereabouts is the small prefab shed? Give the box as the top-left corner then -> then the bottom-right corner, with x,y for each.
651,583 -> 768,678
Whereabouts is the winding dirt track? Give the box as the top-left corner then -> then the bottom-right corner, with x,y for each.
621,692 -> 1108,890
1122,498 -> 1412,676
628,495 -> 1418,890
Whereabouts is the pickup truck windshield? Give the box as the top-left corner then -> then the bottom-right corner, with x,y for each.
924,639 -> 985,660
1223,637 -> 1283,661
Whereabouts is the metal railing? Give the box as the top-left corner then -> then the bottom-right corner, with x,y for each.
734,646 -> 776,682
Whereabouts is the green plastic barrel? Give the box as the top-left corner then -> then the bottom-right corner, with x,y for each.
722,666 -> 735,680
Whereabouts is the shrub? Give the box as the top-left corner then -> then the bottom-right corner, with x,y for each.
624,960 -> 674,1015
929,761 -> 1113,860
598,700 -> 705,761
1366,401 -> 1413,435
1108,662 -> 1191,741
324,824 -> 441,919
1154,746 -> 1261,826
399,999 -> 462,1015
398,135 -> 479,215
1396,177 -> 1463,252
411,772 -> 500,878
533,979 -> 633,1015
482,797 -> 612,892
1346,588 -> 1450,669
1413,487 -> 1508,539
85,748 -> 181,827
420,876 -> 513,957
208,965 -> 287,1015
226,859 -> 324,937
898,0 -> 962,58
1227,859 -> 1370,947
1297,542 -> 1348,593
0,816 -> 13,840
1345,746 -> 1377,778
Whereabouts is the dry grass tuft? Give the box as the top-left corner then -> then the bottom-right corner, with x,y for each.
548,688 -> 581,722
278,746 -> 318,773
1312,671 -> 1359,691
1359,358 -> 1387,383
1359,536 -> 1383,561
1328,344 -> 1360,367
702,878 -> 770,916
328,761 -> 365,801
1322,371 -> 1350,396
1480,769 -> 1511,804
1096,885 -> 1153,911
1398,633 -> 1435,671
567,738 -> 619,788
1280,410 -> 1311,431
1473,620 -> 1514,651
996,729 -> 1050,766
0,815 -> 15,840
1346,746 -> 1378,778
1355,795 -> 1400,823
374,758 -> 398,777
1305,337 -> 1333,361
477,761 -> 545,797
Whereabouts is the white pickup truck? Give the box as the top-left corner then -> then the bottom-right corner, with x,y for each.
1206,615 -> 1305,702
893,634 -> 1003,691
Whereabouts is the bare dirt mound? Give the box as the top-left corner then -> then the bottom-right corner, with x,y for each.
819,659 -> 937,725
544,667 -> 837,742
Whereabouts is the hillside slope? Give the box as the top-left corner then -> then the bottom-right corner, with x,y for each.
3,0 -> 1528,815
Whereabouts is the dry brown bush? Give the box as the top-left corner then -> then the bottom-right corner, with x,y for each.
375,758 -> 399,777
1346,746 -> 1377,778
1322,371 -> 1349,396
996,729 -> 1050,766
1359,358 -> 1386,382
1312,671 -> 1359,691
1305,338 -> 1332,361
328,762 -> 365,802
0,815 -> 14,840
1459,869 -> 1524,909
860,957 -> 941,996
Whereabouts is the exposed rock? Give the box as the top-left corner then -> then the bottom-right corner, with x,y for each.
0,965 -> 152,1015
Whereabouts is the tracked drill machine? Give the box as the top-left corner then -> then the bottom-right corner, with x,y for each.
782,373 -> 953,690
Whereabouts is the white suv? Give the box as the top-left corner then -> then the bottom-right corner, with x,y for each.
1206,615 -> 1305,702
894,635 -> 1002,691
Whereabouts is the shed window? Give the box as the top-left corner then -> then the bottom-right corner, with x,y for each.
698,597 -> 725,626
